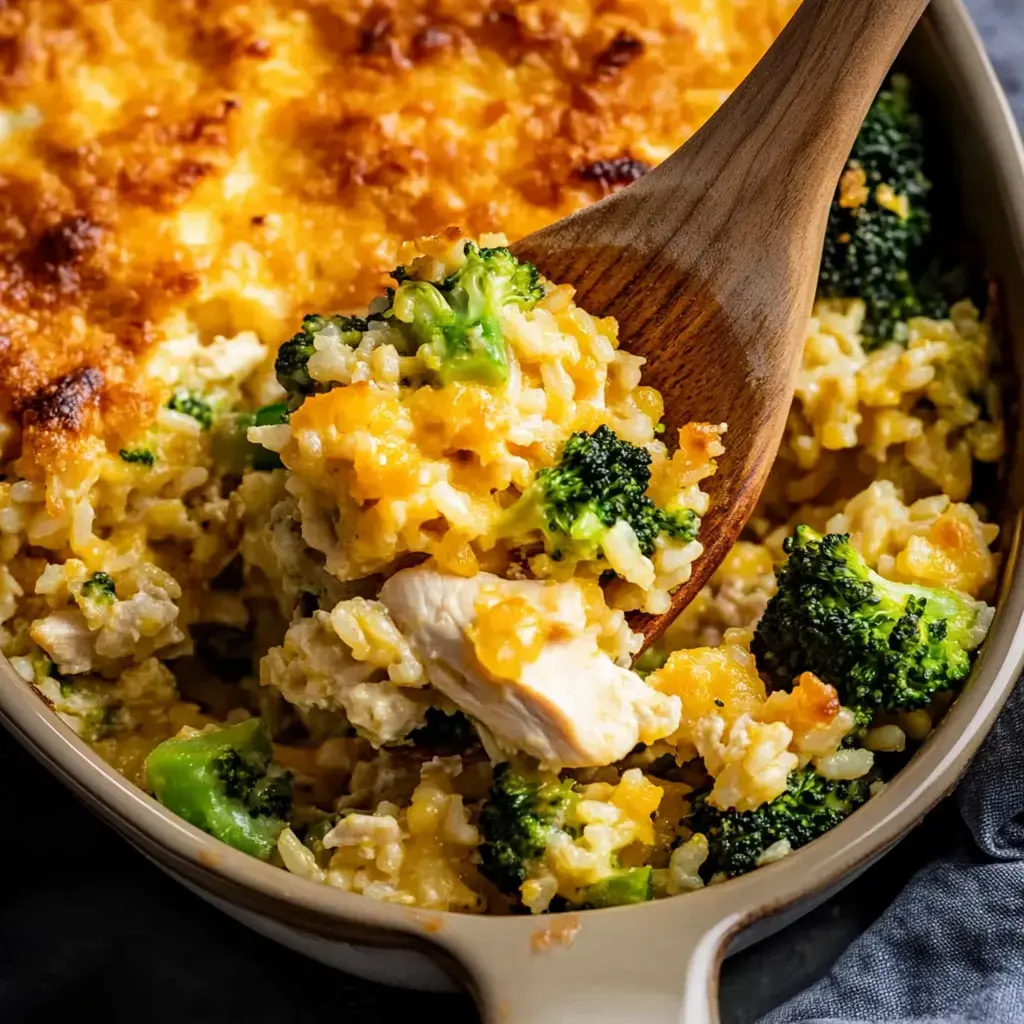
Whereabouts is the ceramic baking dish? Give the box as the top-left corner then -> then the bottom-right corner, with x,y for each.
2,1 -> 1024,1020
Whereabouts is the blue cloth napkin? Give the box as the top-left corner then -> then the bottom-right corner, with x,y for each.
761,6 -> 1024,1020
968,0 -> 1024,131
761,676 -> 1024,1024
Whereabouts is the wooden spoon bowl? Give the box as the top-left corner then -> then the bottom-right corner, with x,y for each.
512,0 -> 930,650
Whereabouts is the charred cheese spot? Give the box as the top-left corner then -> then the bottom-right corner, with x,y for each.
358,8 -> 399,59
20,366 -> 104,435
578,156 -> 652,194
30,214 -> 102,289
593,31 -> 644,81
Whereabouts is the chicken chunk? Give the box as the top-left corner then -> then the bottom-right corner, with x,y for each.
260,602 -> 429,747
30,609 -> 96,675
378,567 -> 681,769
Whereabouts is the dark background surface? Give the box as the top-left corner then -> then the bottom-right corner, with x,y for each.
0,734 -> 973,1023
2,2 -> 1022,1022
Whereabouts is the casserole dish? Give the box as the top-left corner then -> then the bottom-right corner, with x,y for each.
2,1 -> 1024,1021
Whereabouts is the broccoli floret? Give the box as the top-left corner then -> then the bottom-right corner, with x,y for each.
252,401 -> 289,427
248,401 -> 289,470
119,447 -> 155,466
213,402 -> 289,472
691,767 -> 870,878
275,315 -> 367,406
80,571 -> 116,604
33,661 -> 121,742
145,718 -> 293,860
819,75 -> 947,348
274,329 -> 315,400
214,747 -> 293,818
301,816 -> 339,869
277,244 -> 542,398
167,390 -> 214,430
385,242 -> 544,386
570,868 -> 654,909
479,763 -> 576,894
504,424 -> 698,563
752,526 -> 992,722
478,764 -> 652,911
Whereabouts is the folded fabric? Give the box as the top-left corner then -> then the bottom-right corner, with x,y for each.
760,673 -> 1024,1024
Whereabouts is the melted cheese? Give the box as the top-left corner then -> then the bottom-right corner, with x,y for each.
0,0 -> 798,473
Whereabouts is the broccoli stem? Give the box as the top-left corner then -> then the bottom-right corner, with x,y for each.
571,867 -> 653,909
145,718 -> 292,860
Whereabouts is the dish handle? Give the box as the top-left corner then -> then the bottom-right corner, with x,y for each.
434,900 -> 744,1024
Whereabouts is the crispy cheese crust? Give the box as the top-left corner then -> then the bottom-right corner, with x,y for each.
0,0 -> 798,474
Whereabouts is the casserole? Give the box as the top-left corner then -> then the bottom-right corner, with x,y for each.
1,0 -> 1023,1020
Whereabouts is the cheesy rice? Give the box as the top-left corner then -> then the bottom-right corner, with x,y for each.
0,0 -> 1005,915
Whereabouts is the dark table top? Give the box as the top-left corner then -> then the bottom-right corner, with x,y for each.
2,3 -> 1021,1022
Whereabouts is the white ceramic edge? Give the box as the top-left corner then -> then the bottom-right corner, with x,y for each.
171,870 -> 457,992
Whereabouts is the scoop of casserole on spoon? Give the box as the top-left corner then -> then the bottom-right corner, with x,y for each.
512,0 -> 931,652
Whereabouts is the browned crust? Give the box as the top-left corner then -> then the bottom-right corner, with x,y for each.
19,365 -> 104,433
0,0 -> 798,472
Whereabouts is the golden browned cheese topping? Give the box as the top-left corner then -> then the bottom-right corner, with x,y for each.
0,0 -> 797,473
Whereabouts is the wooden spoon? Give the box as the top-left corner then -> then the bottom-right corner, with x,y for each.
512,0 -> 929,651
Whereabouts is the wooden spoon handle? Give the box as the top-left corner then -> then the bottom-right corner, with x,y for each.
658,0 -> 932,221
636,0 -> 935,344
516,0 -> 931,330
513,0 -> 932,652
